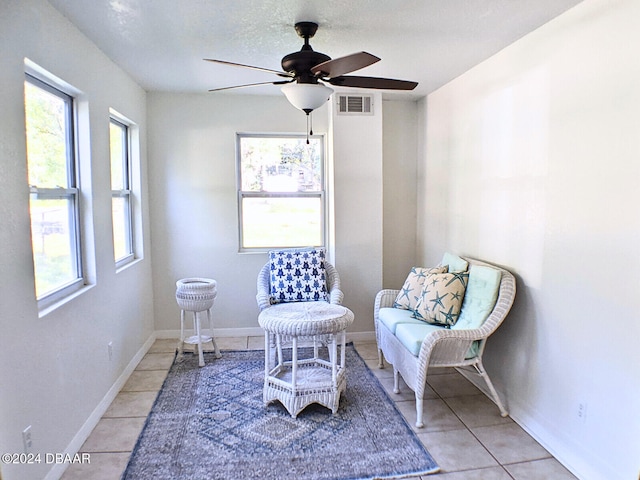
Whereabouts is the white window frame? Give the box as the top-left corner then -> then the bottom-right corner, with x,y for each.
109,114 -> 135,267
25,73 -> 84,307
236,133 -> 327,252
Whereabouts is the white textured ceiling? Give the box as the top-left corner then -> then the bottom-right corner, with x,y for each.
47,0 -> 585,98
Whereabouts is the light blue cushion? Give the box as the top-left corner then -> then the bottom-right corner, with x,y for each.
466,341 -> 481,359
396,323 -> 481,359
379,307 -> 425,334
441,252 -> 469,273
452,265 -> 501,331
395,323 -> 444,356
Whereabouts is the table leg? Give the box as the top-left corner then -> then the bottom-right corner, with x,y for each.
195,311 -> 205,367
276,334 -> 283,366
331,333 -> 337,385
264,333 -> 270,387
178,310 -> 185,356
208,309 -> 221,358
291,336 -> 298,391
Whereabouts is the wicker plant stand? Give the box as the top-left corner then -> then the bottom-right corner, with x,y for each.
175,277 -> 221,367
258,302 -> 354,418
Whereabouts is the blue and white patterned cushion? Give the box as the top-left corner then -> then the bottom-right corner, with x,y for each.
269,248 -> 328,304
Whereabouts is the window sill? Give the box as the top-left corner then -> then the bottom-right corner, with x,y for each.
116,256 -> 143,274
38,283 -> 95,319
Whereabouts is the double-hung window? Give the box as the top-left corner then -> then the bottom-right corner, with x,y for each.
237,134 -> 326,251
109,116 -> 134,266
24,74 -> 82,302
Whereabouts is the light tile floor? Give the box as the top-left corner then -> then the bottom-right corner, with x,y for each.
61,338 -> 579,480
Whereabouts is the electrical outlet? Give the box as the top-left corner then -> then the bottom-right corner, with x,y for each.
577,402 -> 587,422
108,341 -> 113,361
22,425 -> 32,453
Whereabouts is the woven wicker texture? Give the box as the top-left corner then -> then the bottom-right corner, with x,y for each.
259,302 -> 354,417
258,302 -> 353,336
176,278 -> 221,366
375,256 -> 516,427
264,364 -> 348,418
175,278 -> 217,312
255,256 -> 352,417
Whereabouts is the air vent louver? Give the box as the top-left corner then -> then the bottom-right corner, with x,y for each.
337,94 -> 373,115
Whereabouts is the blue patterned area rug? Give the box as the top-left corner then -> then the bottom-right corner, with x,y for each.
122,344 -> 439,480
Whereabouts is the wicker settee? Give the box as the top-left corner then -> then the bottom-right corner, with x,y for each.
375,254 -> 516,428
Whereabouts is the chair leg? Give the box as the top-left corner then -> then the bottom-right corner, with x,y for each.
474,360 -> 508,417
415,396 -> 424,428
393,369 -> 400,394
378,348 -> 385,369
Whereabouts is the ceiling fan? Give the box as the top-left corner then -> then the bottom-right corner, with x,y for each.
204,22 -> 418,115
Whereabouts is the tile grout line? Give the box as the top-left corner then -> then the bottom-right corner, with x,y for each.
422,375 -> 515,478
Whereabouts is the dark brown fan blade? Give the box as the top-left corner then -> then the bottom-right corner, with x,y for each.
204,59 -> 293,78
310,52 -> 380,78
208,80 -> 292,92
327,75 -> 418,90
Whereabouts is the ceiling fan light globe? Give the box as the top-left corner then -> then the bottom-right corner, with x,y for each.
281,83 -> 333,113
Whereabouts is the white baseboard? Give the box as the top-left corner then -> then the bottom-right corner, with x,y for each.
156,328 -> 377,343
507,398 -> 621,480
155,327 -> 264,338
346,331 -> 376,342
46,332 -> 157,480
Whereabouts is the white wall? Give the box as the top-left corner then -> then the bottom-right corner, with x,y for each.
147,93 -> 331,334
330,92 -> 384,332
418,0 -> 640,478
148,91 -> 396,335
0,1 -> 153,479
382,100 -> 419,288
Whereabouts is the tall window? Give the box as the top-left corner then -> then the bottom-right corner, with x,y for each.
237,134 -> 325,251
24,74 -> 82,301
109,117 -> 134,265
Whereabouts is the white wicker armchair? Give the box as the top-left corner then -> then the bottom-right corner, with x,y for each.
375,257 -> 516,428
256,260 -> 344,310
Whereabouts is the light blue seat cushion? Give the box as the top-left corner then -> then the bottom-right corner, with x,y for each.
452,265 -> 501,331
379,307 -> 425,334
441,252 -> 469,273
395,323 -> 481,359
395,323 -> 444,356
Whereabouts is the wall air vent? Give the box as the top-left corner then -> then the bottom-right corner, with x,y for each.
337,94 -> 373,115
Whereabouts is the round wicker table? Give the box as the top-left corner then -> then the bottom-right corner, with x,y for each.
258,302 -> 354,418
